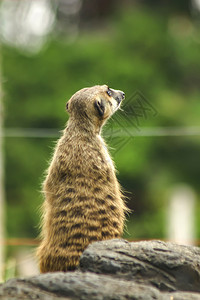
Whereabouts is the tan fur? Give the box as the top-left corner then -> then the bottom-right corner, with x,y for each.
37,85 -> 128,272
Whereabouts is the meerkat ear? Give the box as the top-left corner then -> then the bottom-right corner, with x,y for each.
66,102 -> 70,112
94,99 -> 105,117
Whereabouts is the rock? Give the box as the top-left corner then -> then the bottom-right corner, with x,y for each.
1,271 -> 200,300
80,239 -> 200,293
0,239 -> 200,300
1,272 -> 161,300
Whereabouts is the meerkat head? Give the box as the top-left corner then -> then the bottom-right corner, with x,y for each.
66,85 -> 125,132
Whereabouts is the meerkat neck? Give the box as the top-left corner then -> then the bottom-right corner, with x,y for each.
66,116 -> 102,135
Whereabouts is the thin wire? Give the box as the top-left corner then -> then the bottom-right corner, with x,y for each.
1,126 -> 200,138
2,128 -> 61,138
104,126 -> 200,137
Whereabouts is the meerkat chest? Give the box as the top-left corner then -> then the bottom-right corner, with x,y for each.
97,135 -> 114,170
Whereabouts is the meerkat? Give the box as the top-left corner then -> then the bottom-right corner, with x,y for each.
37,84 -> 128,273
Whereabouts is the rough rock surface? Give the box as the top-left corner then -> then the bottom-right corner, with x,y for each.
80,239 -> 200,293
0,239 -> 200,300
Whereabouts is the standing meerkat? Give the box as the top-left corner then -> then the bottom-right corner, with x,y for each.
37,84 -> 128,272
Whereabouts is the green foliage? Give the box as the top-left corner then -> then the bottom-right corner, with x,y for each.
2,6 -> 200,243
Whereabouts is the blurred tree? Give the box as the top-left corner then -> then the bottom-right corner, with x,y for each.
140,0 -> 191,14
1,4 -> 200,243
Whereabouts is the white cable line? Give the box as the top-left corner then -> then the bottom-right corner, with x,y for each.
2,128 -> 61,138
104,126 -> 200,137
1,126 -> 200,138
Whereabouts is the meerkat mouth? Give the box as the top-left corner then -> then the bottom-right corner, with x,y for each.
112,101 -> 121,113
112,95 -> 124,113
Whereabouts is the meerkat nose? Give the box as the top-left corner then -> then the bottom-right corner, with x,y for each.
121,92 -> 125,99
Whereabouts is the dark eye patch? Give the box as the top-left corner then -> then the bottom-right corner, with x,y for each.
107,89 -> 112,97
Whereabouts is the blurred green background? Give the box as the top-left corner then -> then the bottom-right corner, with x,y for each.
0,0 -> 200,276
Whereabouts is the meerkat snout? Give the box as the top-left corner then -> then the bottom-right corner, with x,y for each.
107,87 -> 125,113
107,88 -> 125,105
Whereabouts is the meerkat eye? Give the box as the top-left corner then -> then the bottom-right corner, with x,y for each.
107,88 -> 112,97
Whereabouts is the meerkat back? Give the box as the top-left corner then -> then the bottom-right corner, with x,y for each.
37,85 -> 127,272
